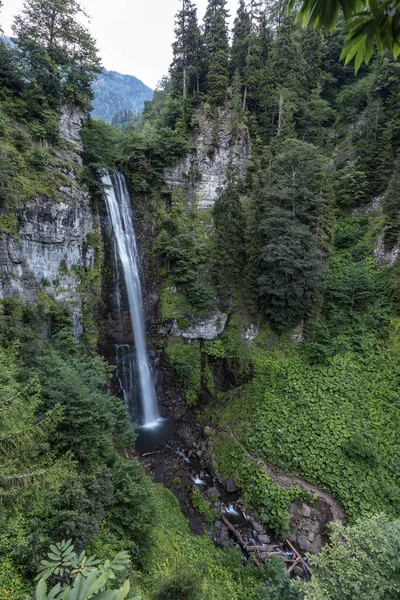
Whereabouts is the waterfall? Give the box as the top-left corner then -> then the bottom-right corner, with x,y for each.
102,171 -> 160,425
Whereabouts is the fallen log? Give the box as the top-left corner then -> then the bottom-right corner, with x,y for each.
285,539 -> 312,576
221,514 -> 248,550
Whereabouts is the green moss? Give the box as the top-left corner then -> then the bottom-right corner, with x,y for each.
165,337 -> 201,406
73,231 -> 103,350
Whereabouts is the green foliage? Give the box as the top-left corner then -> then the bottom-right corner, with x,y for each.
36,540 -> 129,585
333,158 -> 368,206
256,139 -> 330,330
304,515 -> 400,600
13,0 -> 102,109
206,50 -> 229,105
156,193 -> 214,313
0,106 -> 68,229
32,546 -> 134,600
212,177 -> 246,309
190,487 -> 217,526
213,433 -> 309,537
165,338 -> 201,407
383,157 -> 400,249
153,570 -> 203,600
170,0 -> 204,98
289,0 -> 400,70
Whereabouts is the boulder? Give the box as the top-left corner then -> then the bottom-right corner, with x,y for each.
225,477 -> 238,493
298,535 -> 311,552
249,518 -> 264,533
258,534 -> 271,545
205,487 -> 220,499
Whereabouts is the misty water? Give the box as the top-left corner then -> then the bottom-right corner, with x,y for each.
103,171 -> 161,426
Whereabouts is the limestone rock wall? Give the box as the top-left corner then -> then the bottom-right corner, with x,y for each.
164,105 -> 250,210
0,106 -> 100,338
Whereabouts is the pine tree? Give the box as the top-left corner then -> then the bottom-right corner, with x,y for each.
257,140 -> 329,330
231,0 -> 265,111
13,0 -> 102,109
170,0 -> 204,98
231,1 -> 251,80
203,0 -> 230,102
0,350 -> 65,507
206,49 -> 229,104
212,172 -> 246,308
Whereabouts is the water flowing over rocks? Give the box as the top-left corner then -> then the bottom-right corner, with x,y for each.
164,105 -> 250,210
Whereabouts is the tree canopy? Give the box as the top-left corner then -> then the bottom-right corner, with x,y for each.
13,0 -> 102,108
288,0 -> 400,70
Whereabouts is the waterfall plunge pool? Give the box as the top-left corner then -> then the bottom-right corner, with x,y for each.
135,417 -> 174,454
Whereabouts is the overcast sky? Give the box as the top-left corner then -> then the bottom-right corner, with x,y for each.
2,0 -> 239,89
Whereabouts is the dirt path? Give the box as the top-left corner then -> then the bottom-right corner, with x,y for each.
230,431 -> 345,524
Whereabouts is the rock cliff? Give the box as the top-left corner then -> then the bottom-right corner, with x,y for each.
164,105 -> 250,210
0,106 -> 100,338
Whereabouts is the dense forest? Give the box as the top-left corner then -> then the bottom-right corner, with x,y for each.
1,0 -> 400,599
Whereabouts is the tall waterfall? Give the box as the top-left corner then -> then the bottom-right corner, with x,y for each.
102,171 -> 160,425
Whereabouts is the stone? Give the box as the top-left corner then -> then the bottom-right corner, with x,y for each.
293,565 -> 305,578
225,477 -> 238,493
309,534 -> 323,554
374,234 -> 400,267
258,534 -> 271,544
297,535 -> 311,552
205,487 -> 220,499
164,105 -> 250,211
249,518 -> 264,533
243,325 -> 259,344
214,523 -> 230,548
59,104 -> 85,151
0,107 -> 99,340
172,311 -> 228,341
300,503 -> 312,518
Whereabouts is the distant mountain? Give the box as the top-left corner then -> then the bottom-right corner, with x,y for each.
91,69 -> 153,123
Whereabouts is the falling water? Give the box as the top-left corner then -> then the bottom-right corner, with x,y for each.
102,171 -> 160,425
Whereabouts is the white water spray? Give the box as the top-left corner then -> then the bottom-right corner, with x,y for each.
103,171 -> 160,425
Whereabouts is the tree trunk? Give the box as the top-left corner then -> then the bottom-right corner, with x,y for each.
277,91 -> 284,136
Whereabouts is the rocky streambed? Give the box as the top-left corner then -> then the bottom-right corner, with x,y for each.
137,416 -> 345,580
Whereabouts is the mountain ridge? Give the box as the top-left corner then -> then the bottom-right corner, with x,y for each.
91,68 -> 153,123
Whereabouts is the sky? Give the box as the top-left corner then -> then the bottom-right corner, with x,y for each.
2,0 -> 239,89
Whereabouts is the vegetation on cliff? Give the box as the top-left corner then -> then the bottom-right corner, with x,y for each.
2,0 -> 400,598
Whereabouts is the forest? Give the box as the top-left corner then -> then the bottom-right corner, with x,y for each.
1,0 -> 400,599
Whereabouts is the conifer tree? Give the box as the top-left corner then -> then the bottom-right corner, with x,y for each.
231,0 -> 251,79
212,172 -> 246,308
13,0 -> 101,109
171,0 -> 204,98
257,140 -> 329,330
203,0 -> 230,103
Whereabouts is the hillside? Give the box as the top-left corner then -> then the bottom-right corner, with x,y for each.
2,0 -> 400,599
91,69 -> 153,123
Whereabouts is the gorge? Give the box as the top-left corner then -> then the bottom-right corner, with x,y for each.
2,0 -> 400,599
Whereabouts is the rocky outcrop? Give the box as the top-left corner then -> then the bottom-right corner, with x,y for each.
0,105 -> 100,338
164,105 -> 250,210
374,234 -> 400,267
171,311 -> 228,340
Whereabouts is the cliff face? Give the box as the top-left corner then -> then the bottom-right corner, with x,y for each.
164,105 -> 250,210
0,106 -> 100,338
